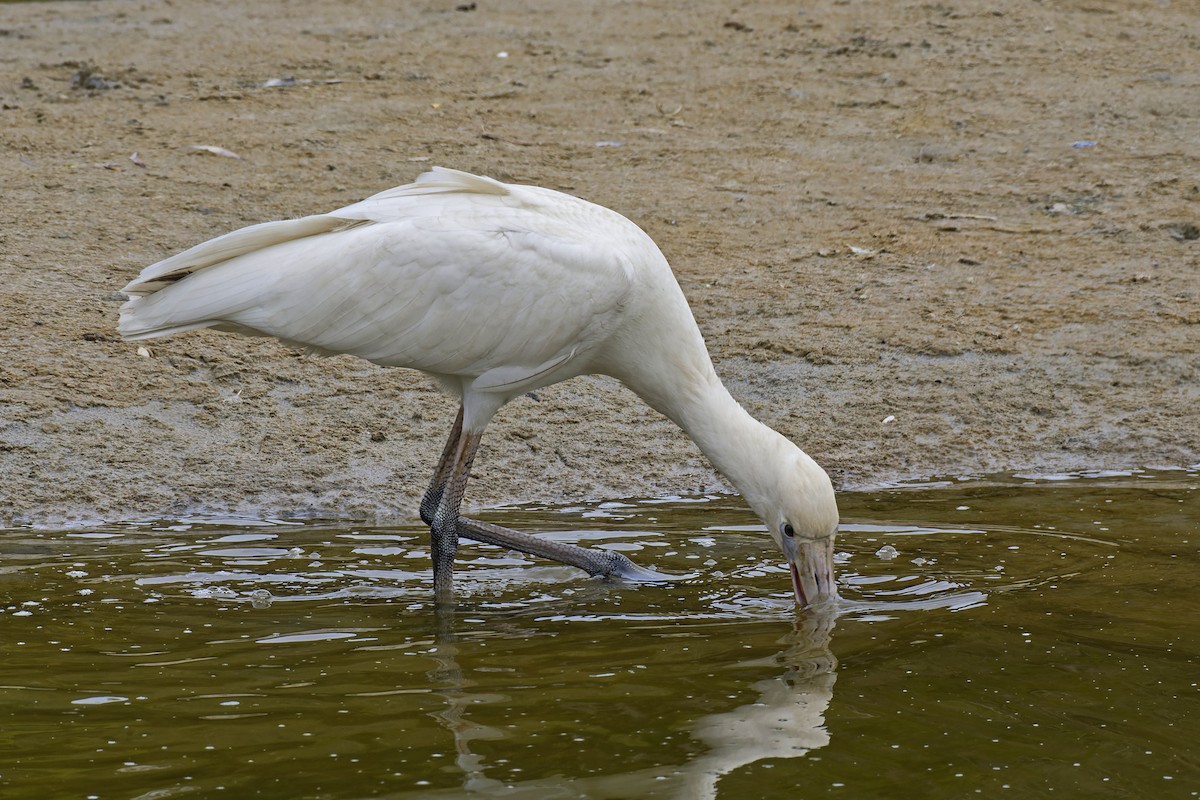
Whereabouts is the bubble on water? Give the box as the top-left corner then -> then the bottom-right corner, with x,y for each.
250,589 -> 273,609
192,587 -> 238,600
875,545 -> 900,560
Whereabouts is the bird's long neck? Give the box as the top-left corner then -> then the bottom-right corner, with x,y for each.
657,373 -> 789,514
612,337 -> 787,516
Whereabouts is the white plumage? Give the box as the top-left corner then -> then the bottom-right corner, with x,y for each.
120,167 -> 839,606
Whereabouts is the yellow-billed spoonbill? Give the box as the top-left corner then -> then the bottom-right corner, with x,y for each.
118,167 -> 839,606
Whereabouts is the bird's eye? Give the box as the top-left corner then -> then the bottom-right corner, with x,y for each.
782,523 -> 795,538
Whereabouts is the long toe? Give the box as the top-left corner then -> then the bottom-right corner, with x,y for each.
602,551 -> 697,583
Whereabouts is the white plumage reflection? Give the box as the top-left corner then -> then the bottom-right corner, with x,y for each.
119,167 -> 839,606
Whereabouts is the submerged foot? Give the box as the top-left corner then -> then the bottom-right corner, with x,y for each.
595,549 -> 694,583
457,516 -> 693,584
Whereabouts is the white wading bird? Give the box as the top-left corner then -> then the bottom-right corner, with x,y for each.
118,167 -> 839,606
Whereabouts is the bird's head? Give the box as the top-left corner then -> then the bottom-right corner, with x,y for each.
743,443 -> 840,609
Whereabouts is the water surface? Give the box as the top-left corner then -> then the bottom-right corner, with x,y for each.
1,471 -> 1197,798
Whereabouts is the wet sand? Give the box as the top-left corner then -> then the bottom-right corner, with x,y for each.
1,0 -> 1196,526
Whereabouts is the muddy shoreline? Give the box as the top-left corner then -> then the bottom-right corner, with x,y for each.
1,0 -> 1196,527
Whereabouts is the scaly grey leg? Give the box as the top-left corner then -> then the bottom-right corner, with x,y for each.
457,516 -> 680,582
420,404 -> 681,597
429,427 -> 481,603
421,406 -> 464,526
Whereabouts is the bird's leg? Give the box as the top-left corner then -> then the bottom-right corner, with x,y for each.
422,405 -> 676,589
421,406 -> 464,526
455,516 -> 679,583
430,426 -> 482,603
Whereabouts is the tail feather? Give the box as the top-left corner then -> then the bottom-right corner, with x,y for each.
121,215 -> 353,297
117,166 -> 514,343
118,215 -> 366,342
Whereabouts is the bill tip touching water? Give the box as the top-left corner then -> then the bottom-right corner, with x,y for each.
118,166 -> 839,608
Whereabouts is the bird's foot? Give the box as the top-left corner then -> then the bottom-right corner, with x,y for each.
593,549 -> 694,583
457,516 -> 692,584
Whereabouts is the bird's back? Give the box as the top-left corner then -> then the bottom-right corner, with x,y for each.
119,168 -> 672,397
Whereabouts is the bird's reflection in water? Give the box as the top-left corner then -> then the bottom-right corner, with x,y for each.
424,613 -> 511,795
680,609 -> 837,799
417,607 -> 839,799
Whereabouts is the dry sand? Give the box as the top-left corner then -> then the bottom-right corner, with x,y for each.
1,0 -> 1197,527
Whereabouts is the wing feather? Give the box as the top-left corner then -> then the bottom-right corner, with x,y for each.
118,172 -> 637,394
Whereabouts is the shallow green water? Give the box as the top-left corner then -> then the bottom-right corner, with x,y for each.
1,471 -> 1197,799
